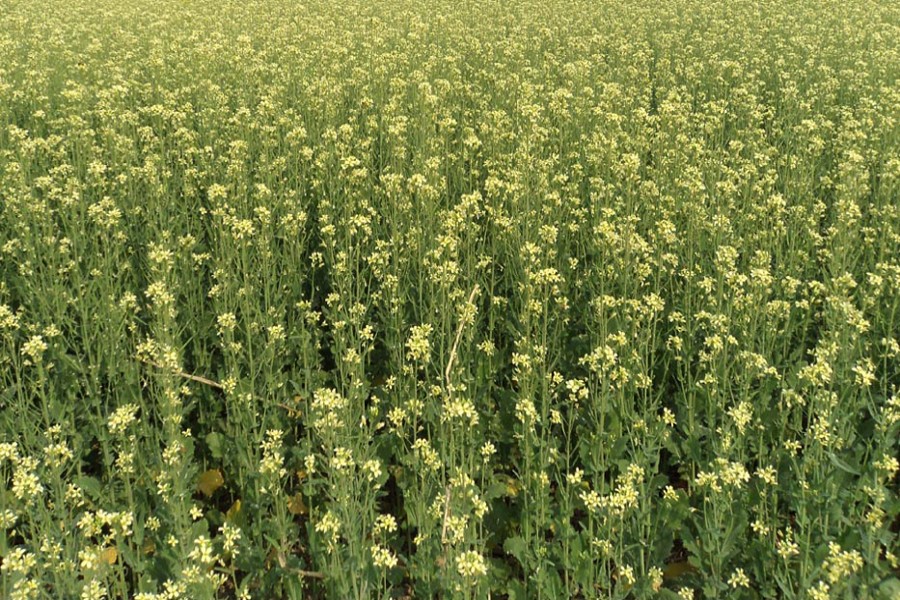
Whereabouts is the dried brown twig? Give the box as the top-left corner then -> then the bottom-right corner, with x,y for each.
136,357 -> 224,389
444,284 -> 480,388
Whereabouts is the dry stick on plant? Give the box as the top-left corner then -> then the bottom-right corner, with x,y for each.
440,484 -> 453,545
139,357 -> 303,416
439,285 -> 480,555
139,358 -> 324,579
272,551 -> 326,580
444,284 -> 481,389
296,570 -> 325,580
137,357 -> 224,389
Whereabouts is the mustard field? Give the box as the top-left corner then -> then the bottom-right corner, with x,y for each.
1,1 -> 899,598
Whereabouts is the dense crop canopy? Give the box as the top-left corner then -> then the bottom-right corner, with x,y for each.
0,0 -> 899,598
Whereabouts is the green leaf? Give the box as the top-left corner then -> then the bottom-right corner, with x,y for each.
191,519 -> 210,539
876,577 -> 900,600
75,475 -> 102,501
505,579 -> 527,600
503,535 -> 528,565
827,452 -> 860,476
205,431 -> 224,459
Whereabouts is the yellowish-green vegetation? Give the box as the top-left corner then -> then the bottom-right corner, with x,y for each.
1,0 -> 899,598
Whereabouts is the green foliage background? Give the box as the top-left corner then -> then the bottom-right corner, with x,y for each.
0,0 -> 898,598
